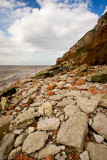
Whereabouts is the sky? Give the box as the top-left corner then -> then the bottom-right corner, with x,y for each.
0,0 -> 106,65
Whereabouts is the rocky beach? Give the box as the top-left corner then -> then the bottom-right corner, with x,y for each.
0,12 -> 107,160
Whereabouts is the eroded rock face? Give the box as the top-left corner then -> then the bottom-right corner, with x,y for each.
91,112 -> 107,139
38,144 -> 61,159
86,142 -> 107,160
22,131 -> 48,154
57,112 -> 88,152
0,133 -> 15,160
77,97 -> 98,113
9,108 -> 37,131
56,12 -> 107,66
37,117 -> 60,131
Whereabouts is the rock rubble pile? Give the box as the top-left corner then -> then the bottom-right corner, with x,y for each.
0,64 -> 107,160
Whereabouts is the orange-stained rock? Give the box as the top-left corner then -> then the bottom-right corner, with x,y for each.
8,104 -> 16,110
71,77 -> 77,83
45,154 -> 53,160
18,92 -> 22,96
47,91 -> 55,96
16,110 -> 21,113
88,87 -> 98,95
70,153 -> 79,160
72,79 -> 86,86
53,130 -> 58,135
16,154 -> 36,160
22,89 -> 27,92
100,90 -> 107,94
84,137 -> 91,147
21,104 -> 29,108
46,84 -> 57,91
67,87 -> 77,90
6,111 -> 13,115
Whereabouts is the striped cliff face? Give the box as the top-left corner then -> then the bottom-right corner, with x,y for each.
56,12 -> 107,66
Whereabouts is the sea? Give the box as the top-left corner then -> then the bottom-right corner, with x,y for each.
0,65 -> 50,90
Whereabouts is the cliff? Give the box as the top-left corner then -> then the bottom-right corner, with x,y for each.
56,12 -> 107,66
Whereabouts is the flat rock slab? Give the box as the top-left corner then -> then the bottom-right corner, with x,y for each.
38,144 -> 61,159
37,117 -> 60,130
86,142 -> 107,160
14,133 -> 26,147
49,95 -> 63,101
57,98 -> 75,107
0,115 -> 14,127
9,108 -> 37,131
64,104 -> 79,118
91,112 -> 107,139
91,94 -> 107,108
22,131 -> 48,154
0,133 -> 15,160
57,112 -> 88,152
77,97 -> 98,113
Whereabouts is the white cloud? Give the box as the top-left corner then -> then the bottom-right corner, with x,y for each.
0,0 -> 98,65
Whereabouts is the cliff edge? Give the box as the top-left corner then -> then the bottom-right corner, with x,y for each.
56,12 -> 107,66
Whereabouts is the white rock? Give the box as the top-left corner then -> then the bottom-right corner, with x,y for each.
0,133 -> 15,160
60,154 -> 67,160
22,131 -> 48,154
64,104 -> 78,118
93,133 -> 104,143
8,146 -> 21,160
49,95 -> 63,101
59,146 -> 65,150
9,108 -> 37,131
41,102 -> 53,117
55,153 -> 60,160
57,112 -> 88,152
37,117 -> 60,130
30,101 -> 43,107
38,144 -> 61,159
80,151 -> 89,160
59,115 -> 64,121
38,106 -> 44,116
28,127 -> 34,134
57,98 -> 75,107
91,112 -> 107,139
77,97 -> 98,113
91,94 -> 107,108
88,119 -> 93,126
14,133 -> 26,147
57,81 -> 65,88
13,129 -> 24,135
86,142 -> 107,160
